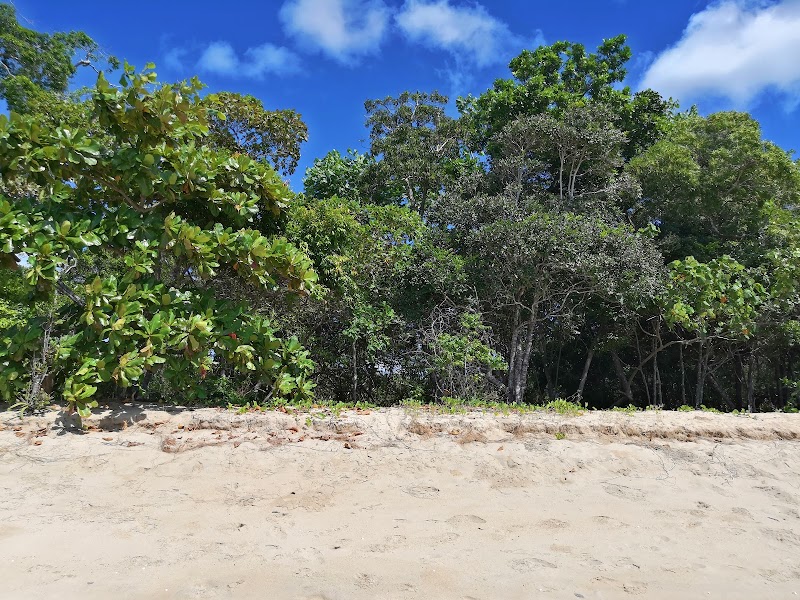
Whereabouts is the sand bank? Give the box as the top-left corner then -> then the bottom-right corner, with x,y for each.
2,406 -> 800,599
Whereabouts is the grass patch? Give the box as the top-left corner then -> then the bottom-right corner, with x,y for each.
539,399 -> 584,416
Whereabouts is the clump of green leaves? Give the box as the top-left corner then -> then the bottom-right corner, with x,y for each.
426,308 -> 507,403
540,399 -> 584,416
0,64 -> 319,417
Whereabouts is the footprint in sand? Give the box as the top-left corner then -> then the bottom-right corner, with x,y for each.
593,515 -> 629,527
510,557 -> 558,571
538,518 -> 569,529
623,582 -> 648,595
603,483 -> 646,501
446,515 -> 486,527
403,485 -> 440,499
355,573 -> 378,589
761,527 -> 800,547
368,534 -> 407,553
754,485 -> 798,505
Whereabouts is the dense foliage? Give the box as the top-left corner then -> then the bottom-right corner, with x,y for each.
2,8 -> 800,415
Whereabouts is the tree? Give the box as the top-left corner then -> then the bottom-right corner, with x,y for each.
302,149 -> 393,204
629,111 -> 800,263
365,91 -> 467,218
488,102 -> 639,214
203,92 -> 308,177
471,212 -> 662,403
284,196 -> 432,402
432,112 -> 663,404
659,256 -> 765,409
0,4 -> 97,106
458,35 -> 675,159
0,64 -> 318,416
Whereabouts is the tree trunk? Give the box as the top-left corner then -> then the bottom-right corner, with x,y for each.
611,350 -> 634,404
515,322 -> 536,404
694,343 -> 710,409
351,339 -> 359,404
576,344 -> 596,398
633,329 -> 650,406
543,354 -> 554,400
734,353 -> 744,411
747,354 -> 757,413
679,342 -> 687,409
553,343 -> 563,399
708,372 -> 734,410
507,308 -> 538,404
776,359 -> 786,409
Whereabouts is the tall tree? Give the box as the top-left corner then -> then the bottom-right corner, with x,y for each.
436,112 -> 664,404
0,4 -> 110,113
365,91 -> 467,218
629,111 -> 800,263
203,92 -> 308,177
458,35 -> 675,159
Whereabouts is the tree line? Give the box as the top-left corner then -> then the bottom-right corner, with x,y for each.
1,4 -> 799,416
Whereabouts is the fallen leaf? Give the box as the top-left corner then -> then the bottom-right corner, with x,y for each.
497,446 -> 504,452
102,437 -> 113,442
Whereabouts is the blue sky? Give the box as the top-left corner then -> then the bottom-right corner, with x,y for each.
15,0 -> 800,189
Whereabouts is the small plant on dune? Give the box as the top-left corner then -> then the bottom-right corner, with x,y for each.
554,431 -> 566,440
677,405 -> 694,412
541,399 -> 584,416
401,397 -> 423,409
612,404 -> 639,414
227,400 -> 261,414
441,396 -> 467,414
699,405 -> 722,413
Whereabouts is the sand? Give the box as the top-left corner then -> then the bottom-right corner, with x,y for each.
2,405 -> 800,599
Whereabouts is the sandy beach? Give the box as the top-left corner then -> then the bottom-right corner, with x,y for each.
2,406 -> 800,599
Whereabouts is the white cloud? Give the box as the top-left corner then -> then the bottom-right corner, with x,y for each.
641,0 -> 800,107
395,0 -> 519,67
279,0 -> 390,63
198,42 -> 238,74
196,41 -> 301,78
163,47 -> 188,71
